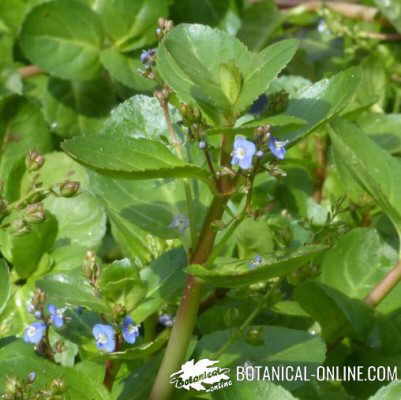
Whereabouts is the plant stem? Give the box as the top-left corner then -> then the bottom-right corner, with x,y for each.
18,65 -> 43,79
364,259 -> 401,307
149,133 -> 235,400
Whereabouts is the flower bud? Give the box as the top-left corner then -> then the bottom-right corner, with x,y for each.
10,219 -> 31,236
59,180 -> 80,197
25,203 -> 46,224
50,378 -> 66,394
198,141 -> 206,149
26,151 -> 45,172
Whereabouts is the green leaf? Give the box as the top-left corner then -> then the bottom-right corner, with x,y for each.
99,258 -> 146,311
206,114 -> 306,137
36,268 -> 110,313
0,282 -> 35,336
62,135 -> 210,182
96,0 -> 168,52
40,77 -> 116,138
373,0 -> 401,33
101,94 -> 180,141
0,98 -> 53,201
295,281 -> 374,342
197,325 -> 326,391
20,0 -> 104,80
186,245 -> 326,288
0,260 -> 10,314
21,152 -> 107,249
170,0 -> 232,29
157,24 -> 298,124
0,339 -> 111,400
320,228 -> 401,314
369,381 -> 401,399
213,381 -> 297,400
282,67 -> 361,143
237,0 -> 282,52
133,248 -> 187,322
100,48 -> 156,91
0,213 -> 58,279
357,113 -> 401,155
329,118 -> 401,234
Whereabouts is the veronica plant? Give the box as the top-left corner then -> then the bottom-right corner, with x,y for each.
3,1 -> 401,399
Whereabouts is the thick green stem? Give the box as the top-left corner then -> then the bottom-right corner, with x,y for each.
149,196 -> 229,400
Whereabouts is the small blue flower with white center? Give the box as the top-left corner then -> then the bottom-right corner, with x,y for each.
93,324 -> 116,353
27,372 -> 36,383
48,304 -> 65,328
140,48 -> 156,66
268,136 -> 289,160
159,314 -> 174,328
23,321 -> 46,345
198,141 -> 206,149
34,311 -> 42,320
248,255 -> 264,269
169,214 -> 189,233
231,136 -> 256,170
122,316 -> 140,344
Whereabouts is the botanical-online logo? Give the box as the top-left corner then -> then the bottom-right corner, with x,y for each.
170,359 -> 232,392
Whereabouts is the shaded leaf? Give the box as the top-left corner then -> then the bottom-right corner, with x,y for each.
320,228 -> 401,314
295,281 -> 374,342
100,48 -> 156,91
20,0 -> 104,80
282,68 -> 361,143
186,245 -> 326,288
96,0 -> 168,52
36,268 -> 110,313
329,118 -> 401,234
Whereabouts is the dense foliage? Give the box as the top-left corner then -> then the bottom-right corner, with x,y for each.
2,0 -> 401,399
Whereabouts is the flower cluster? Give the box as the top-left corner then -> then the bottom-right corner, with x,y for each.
230,131 -> 289,171
23,303 -> 65,345
92,316 -> 140,353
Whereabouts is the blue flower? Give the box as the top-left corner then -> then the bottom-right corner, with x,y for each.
159,314 -> 174,328
169,214 -> 189,233
48,304 -> 65,328
122,316 -> 140,344
231,136 -> 256,170
93,324 -> 116,353
140,48 -> 156,65
23,321 -> 46,344
268,136 -> 289,160
27,372 -> 36,383
248,255 -> 264,269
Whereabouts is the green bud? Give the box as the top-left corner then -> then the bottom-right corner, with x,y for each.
50,378 -> 66,395
112,303 -> 127,319
59,180 -> 80,198
26,150 -> 45,172
10,219 -> 31,236
245,327 -> 264,345
265,90 -> 289,116
25,203 -> 46,224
